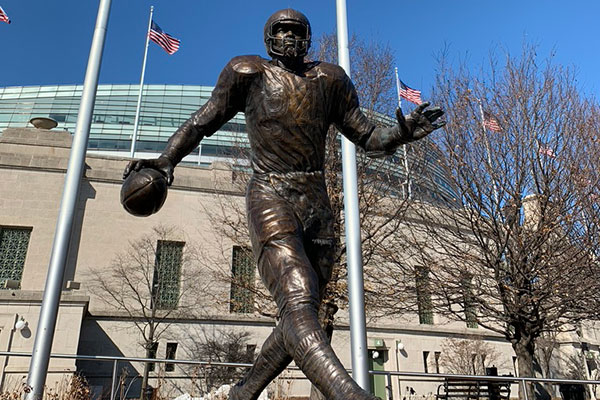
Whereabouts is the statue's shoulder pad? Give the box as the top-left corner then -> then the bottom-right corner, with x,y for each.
314,61 -> 347,78
229,55 -> 265,75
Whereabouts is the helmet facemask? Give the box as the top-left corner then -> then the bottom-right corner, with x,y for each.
265,18 -> 311,59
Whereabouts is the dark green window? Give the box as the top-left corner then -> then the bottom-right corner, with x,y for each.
152,240 -> 184,310
147,342 -> 158,372
462,275 -> 478,328
0,227 -> 32,289
165,342 -> 178,372
230,246 -> 255,314
415,266 -> 434,324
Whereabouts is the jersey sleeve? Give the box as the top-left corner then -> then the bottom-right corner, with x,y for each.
331,68 -> 403,158
331,71 -> 376,146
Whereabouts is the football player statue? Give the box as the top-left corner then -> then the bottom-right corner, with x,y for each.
124,9 -> 444,400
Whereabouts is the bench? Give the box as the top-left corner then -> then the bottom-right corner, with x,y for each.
436,379 -> 511,400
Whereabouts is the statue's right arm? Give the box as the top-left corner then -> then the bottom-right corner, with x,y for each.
161,58 -> 251,167
124,56 -> 256,184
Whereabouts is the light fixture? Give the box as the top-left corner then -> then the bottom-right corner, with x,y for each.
372,351 -> 380,359
3,279 -> 20,289
29,117 -> 58,130
15,316 -> 28,331
397,341 -> 405,351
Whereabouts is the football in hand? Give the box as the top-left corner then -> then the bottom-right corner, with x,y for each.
120,168 -> 168,217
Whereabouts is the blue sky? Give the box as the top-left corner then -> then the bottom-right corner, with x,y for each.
1,1 -> 599,100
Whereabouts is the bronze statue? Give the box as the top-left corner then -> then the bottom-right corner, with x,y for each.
124,9 -> 444,400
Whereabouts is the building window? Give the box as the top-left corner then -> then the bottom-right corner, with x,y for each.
230,246 -> 255,314
423,351 -> 430,373
165,342 -> 178,372
148,342 -> 158,372
152,240 -> 184,310
415,266 -> 433,324
246,344 -> 257,363
0,227 -> 32,289
434,351 -> 441,374
462,274 -> 478,328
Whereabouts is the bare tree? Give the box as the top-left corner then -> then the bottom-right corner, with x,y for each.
309,32 -> 412,329
391,44 -> 600,398
439,337 -> 507,375
183,328 -> 255,395
88,225 -> 207,398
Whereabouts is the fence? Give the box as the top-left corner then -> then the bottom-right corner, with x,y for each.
1,351 -> 599,400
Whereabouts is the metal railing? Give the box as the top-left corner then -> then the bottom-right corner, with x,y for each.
370,370 -> 600,400
1,351 -> 599,400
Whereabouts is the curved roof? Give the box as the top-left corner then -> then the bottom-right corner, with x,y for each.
0,84 -> 457,204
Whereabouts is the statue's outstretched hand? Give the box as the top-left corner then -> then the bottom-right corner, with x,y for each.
396,102 -> 445,143
123,156 -> 175,186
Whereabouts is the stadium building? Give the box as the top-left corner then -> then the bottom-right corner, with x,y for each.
0,85 -> 594,399
0,84 -> 458,204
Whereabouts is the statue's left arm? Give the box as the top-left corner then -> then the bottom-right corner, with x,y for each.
332,70 -> 445,158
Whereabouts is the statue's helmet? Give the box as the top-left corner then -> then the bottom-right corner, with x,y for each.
264,9 -> 311,58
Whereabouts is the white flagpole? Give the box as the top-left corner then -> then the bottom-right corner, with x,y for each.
477,99 -> 499,206
395,67 -> 412,199
130,6 -> 154,158
25,0 -> 112,398
394,67 -> 403,109
335,0 -> 370,390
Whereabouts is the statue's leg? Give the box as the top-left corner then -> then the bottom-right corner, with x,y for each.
229,324 -> 292,400
230,241 -> 334,400
234,175 -> 376,400
256,235 -> 376,400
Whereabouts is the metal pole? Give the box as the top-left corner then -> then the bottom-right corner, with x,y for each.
521,379 -> 530,400
130,6 -> 154,158
335,0 -> 370,391
394,67 -> 411,199
110,360 -> 118,400
25,0 -> 112,398
477,100 -> 499,206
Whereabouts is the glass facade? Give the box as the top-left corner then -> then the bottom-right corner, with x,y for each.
0,84 -> 247,166
0,84 -> 457,203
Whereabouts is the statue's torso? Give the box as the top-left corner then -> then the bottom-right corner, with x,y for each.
231,56 -> 344,174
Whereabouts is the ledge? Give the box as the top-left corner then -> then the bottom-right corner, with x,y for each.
0,127 -> 72,148
0,290 -> 90,305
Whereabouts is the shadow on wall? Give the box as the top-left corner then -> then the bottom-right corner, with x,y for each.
64,174 -> 97,285
75,319 -> 141,399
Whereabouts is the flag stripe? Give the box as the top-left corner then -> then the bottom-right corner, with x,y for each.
149,21 -> 180,55
398,80 -> 422,105
0,6 -> 10,24
483,112 -> 502,132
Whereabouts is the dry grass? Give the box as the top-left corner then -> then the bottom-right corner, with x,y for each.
0,374 -> 91,400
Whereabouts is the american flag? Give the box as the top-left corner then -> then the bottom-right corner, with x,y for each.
0,6 -> 10,24
149,21 -> 180,55
398,80 -> 422,105
538,145 -> 555,158
483,112 -> 502,132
